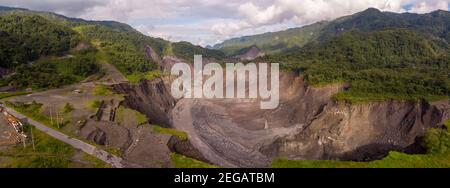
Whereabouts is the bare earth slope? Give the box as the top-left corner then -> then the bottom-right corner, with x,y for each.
116,71 -> 450,167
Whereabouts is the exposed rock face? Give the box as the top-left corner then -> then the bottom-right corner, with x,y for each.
114,71 -> 450,167
263,100 -> 447,161
145,45 -> 162,67
170,73 -> 347,167
167,136 -> 208,162
87,129 -> 107,145
79,120 -> 132,150
113,78 -> 176,127
161,56 -> 184,72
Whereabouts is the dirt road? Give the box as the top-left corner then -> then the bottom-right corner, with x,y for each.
4,106 -> 124,168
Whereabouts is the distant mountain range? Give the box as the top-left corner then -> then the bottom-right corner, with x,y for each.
214,8 -> 450,56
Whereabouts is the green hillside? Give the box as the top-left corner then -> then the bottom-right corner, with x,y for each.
261,29 -> 450,102
0,13 -> 100,89
0,5 -> 138,33
0,14 -> 80,68
215,8 -> 450,55
318,8 -> 450,42
75,24 -> 165,75
171,41 -> 225,63
214,21 -> 328,56
1,6 -> 448,100
0,6 -> 225,88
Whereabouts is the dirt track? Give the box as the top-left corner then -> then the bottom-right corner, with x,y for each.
4,106 -> 124,167
7,62 -> 174,168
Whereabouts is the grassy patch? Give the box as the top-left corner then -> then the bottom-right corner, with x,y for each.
62,103 -> 74,114
153,125 -> 188,141
116,106 -> 148,126
115,106 -> 125,123
103,147 -> 124,158
6,101 -> 68,129
332,91 -> 448,104
170,153 -> 219,168
126,70 -> 165,84
93,85 -> 113,96
135,111 -> 147,125
271,152 -> 450,168
0,91 -> 31,100
86,100 -> 102,110
81,153 -> 111,168
0,125 -> 76,168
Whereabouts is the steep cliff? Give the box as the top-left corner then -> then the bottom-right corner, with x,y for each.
113,72 -> 449,167
263,100 -> 448,161
113,78 -> 176,127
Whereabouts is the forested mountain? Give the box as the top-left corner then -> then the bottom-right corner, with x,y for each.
213,21 -> 328,56
171,41 -> 226,63
220,8 -> 449,102
0,6 -> 143,33
75,24 -> 225,74
215,8 -> 450,55
0,14 -> 80,68
0,6 -> 448,101
0,6 -> 225,88
260,29 -> 450,101
318,8 -> 450,42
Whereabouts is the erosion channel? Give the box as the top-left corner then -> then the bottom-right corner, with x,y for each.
113,69 -> 450,168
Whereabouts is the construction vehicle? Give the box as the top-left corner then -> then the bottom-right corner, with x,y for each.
0,131 -> 22,146
0,106 -> 27,139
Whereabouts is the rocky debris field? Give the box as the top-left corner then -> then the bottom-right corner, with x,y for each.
118,71 -> 450,167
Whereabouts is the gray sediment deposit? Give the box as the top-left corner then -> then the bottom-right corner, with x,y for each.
114,71 -> 450,167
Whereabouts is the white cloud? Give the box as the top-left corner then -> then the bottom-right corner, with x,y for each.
211,0 -> 412,36
409,0 -> 449,13
0,0 -> 106,16
0,0 -> 448,46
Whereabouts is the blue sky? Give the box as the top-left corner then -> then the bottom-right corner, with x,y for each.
0,0 -> 449,46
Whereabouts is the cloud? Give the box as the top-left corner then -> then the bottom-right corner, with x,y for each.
210,0 -> 449,40
0,0 -> 448,46
409,0 -> 450,13
135,19 -> 223,46
79,0 -> 245,22
0,0 -> 106,16
211,0 -> 411,36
